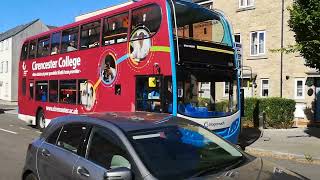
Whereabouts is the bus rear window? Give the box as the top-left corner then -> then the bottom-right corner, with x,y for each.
103,12 -> 129,45
80,21 -> 101,49
29,40 -> 37,59
61,27 -> 79,53
21,42 -> 29,60
131,4 -> 161,38
37,36 -> 50,58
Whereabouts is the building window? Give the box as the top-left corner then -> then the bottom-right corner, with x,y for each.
250,31 -> 265,56
239,0 -> 254,8
261,79 -> 269,97
5,61 -> 8,73
223,82 -> 230,97
0,62 -> 3,73
295,78 -> 305,99
234,34 -> 241,43
4,40 -> 9,50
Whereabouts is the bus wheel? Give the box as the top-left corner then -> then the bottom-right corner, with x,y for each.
25,173 -> 38,180
36,109 -> 46,132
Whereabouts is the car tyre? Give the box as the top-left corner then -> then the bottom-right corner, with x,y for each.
36,109 -> 46,132
25,173 -> 38,180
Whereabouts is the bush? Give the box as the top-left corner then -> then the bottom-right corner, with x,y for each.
198,97 -> 210,107
215,100 -> 229,112
244,97 -> 296,129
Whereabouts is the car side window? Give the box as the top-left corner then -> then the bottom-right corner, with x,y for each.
57,124 -> 88,154
47,127 -> 62,145
87,127 -> 131,170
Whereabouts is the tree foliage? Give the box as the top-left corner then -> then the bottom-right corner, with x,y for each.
288,0 -> 320,69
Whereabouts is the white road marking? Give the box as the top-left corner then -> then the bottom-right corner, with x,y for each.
0,128 -> 18,134
35,131 -> 42,134
19,127 -> 29,131
9,125 -> 14,127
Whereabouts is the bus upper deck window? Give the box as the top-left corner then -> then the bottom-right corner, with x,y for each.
103,12 -> 129,45
21,42 -> 29,60
28,40 -> 37,59
131,4 -> 161,38
61,27 -> 79,53
37,36 -> 50,58
51,32 -> 61,55
80,21 -> 101,49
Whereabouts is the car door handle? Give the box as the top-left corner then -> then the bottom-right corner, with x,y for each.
41,148 -> 51,157
77,166 -> 90,177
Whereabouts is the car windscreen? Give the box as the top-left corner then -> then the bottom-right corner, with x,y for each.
128,122 -> 243,179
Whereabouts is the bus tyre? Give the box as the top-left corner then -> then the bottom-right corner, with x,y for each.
36,109 -> 46,132
25,173 -> 38,180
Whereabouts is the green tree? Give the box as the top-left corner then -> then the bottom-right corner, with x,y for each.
288,0 -> 320,69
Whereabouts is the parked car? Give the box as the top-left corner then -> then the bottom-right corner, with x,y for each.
22,112 -> 308,180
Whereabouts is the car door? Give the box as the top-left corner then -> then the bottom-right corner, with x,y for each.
72,126 -> 136,180
37,123 -> 89,180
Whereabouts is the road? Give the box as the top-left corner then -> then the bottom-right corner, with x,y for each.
0,113 -> 41,180
0,113 -> 319,180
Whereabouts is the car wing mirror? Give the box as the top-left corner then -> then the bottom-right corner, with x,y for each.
104,167 -> 132,180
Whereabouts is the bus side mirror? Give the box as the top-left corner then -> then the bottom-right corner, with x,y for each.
240,88 -> 245,117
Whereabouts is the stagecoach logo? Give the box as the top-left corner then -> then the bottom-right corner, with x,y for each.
204,121 -> 225,129
22,62 -> 28,76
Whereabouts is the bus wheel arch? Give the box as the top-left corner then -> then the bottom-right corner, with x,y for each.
36,107 -> 45,131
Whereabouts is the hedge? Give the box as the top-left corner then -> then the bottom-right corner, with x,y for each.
244,97 -> 296,129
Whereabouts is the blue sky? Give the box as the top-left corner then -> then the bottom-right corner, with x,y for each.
0,0 -> 127,33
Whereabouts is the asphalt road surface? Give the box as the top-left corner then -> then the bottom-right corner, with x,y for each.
0,113 -> 319,180
0,113 -> 41,180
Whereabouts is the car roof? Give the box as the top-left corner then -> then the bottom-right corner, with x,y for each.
51,112 -> 189,133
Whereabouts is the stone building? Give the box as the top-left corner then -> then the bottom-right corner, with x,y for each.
194,0 -> 319,125
0,19 -> 50,101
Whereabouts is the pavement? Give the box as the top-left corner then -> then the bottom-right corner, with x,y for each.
240,127 -> 320,164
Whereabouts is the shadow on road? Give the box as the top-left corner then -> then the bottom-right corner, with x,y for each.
304,127 -> 320,138
238,127 -> 261,149
0,109 -> 14,114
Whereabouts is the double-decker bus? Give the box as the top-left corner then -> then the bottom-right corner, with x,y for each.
18,0 -> 242,143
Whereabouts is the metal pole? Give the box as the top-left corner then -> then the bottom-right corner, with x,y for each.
280,0 -> 284,98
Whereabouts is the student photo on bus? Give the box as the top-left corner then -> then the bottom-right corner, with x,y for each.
80,81 -> 95,110
102,55 -> 116,84
130,29 -> 151,62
